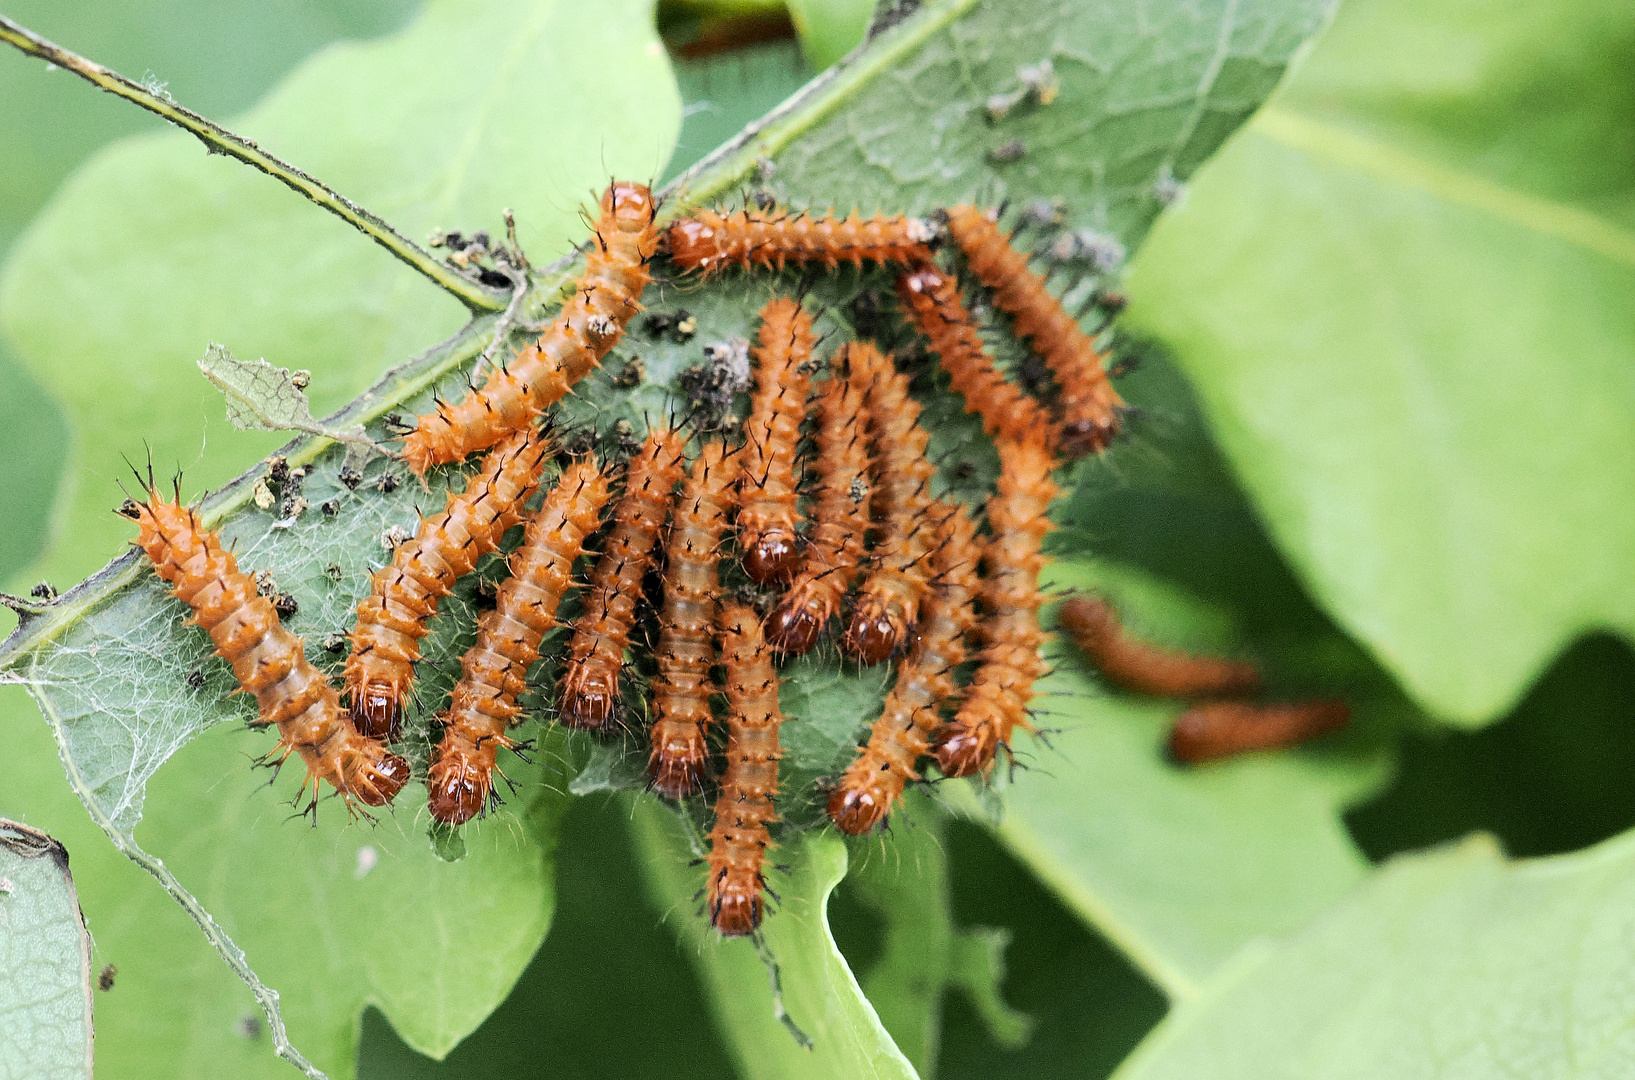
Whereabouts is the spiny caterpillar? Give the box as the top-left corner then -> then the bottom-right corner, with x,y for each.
765,350 -> 871,656
944,205 -> 1125,458
1168,700 -> 1351,764
829,501 -> 979,834
707,601 -> 786,936
345,427 -> 552,740
558,426 -> 687,730
648,441 -> 736,798
666,207 -> 937,275
896,262 -> 1056,447
934,432 -> 1058,777
1056,594 -> 1349,763
401,182 -> 658,475
843,340 -> 937,665
427,457 -> 612,824
123,480 -> 409,810
1056,593 -> 1263,699
738,297 -> 813,584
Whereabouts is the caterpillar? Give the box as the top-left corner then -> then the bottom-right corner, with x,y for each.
738,298 -> 813,584
1168,700 -> 1351,764
426,457 -> 612,824
123,481 -> 408,810
765,350 -> 871,655
944,205 -> 1125,458
401,182 -> 658,475
345,427 -> 552,740
558,425 -> 687,730
933,432 -> 1058,777
1056,593 -> 1264,699
648,440 -> 737,798
896,262 -> 1056,447
842,341 -> 936,665
666,207 -> 937,275
706,601 -> 785,936
829,501 -> 979,834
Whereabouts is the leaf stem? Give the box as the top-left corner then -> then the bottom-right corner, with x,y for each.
0,15 -> 508,314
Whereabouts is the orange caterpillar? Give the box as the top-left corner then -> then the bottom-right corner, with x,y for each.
666,207 -> 936,275
829,501 -> 979,834
706,602 -> 785,936
648,441 -> 736,798
896,262 -> 1056,447
558,426 -> 687,730
765,351 -> 871,655
944,205 -> 1125,458
738,298 -> 813,584
934,432 -> 1058,777
345,428 -> 552,740
426,458 -> 612,824
1056,593 -> 1263,699
401,182 -> 658,475
124,481 -> 408,810
842,341 -> 936,665
1168,701 -> 1351,764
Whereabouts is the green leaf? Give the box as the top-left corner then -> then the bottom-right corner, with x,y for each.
0,820 -> 93,1080
839,792 -> 1032,1073
1116,829 -> 1635,1079
629,796 -> 919,1080
0,0 -> 1342,1071
786,0 -> 872,70
1122,0 -> 1635,725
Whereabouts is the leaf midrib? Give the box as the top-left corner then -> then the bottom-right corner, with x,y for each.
1255,105 -> 1635,267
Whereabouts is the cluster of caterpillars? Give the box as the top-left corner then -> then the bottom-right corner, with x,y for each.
127,181 -> 1344,940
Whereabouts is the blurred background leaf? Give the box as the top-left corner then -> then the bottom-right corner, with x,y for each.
1124,0 -> 1635,726
1115,832 -> 1635,1079
0,0 -> 411,587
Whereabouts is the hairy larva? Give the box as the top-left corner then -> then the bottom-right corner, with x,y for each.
648,440 -> 737,798
706,602 -> 785,936
1168,700 -> 1351,764
829,501 -> 979,834
666,207 -> 937,275
1056,593 -> 1263,699
558,426 -> 687,730
738,297 -> 813,584
842,341 -> 936,665
401,182 -> 658,475
765,351 -> 871,655
345,427 -> 552,740
933,432 -> 1058,777
944,205 -> 1125,458
427,457 -> 612,824
125,482 -> 408,810
896,262 -> 1057,446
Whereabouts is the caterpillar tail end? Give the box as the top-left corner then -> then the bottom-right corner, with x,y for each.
827,784 -> 891,835
426,753 -> 490,824
708,870 -> 766,937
